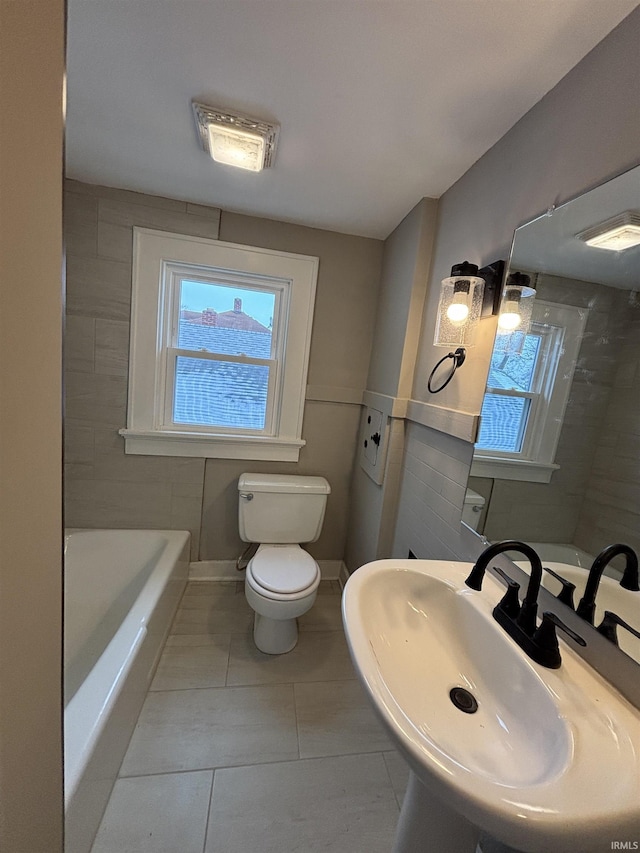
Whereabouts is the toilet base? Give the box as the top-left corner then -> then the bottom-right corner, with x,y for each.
253,612 -> 298,655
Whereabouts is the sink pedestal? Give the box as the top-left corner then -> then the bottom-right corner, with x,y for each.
393,771 -> 479,853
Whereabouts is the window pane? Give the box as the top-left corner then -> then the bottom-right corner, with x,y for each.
173,356 -> 269,430
178,280 -> 274,359
476,394 -> 531,453
488,333 -> 542,392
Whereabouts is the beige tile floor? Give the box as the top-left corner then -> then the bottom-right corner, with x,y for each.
90,580 -> 409,853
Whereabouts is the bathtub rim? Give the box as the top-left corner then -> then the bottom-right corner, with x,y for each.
63,528 -> 189,810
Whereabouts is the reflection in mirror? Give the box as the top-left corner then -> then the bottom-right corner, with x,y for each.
469,164 -> 640,663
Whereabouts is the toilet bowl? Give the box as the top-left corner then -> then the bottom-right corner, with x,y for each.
245,544 -> 321,654
238,472 -> 330,654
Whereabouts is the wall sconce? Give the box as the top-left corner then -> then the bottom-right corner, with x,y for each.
495,272 -> 536,354
433,261 -> 486,348
429,259 -> 505,393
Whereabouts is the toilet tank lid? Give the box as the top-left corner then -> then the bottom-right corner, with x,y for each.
238,473 -> 331,495
464,488 -> 485,507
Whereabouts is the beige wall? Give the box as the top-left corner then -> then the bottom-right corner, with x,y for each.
345,199 -> 438,572
0,2 -> 65,851
367,198 -> 438,398
392,8 -> 640,562
63,188 -> 384,562
202,212 -> 383,561
63,181 -> 221,559
413,7 -> 640,418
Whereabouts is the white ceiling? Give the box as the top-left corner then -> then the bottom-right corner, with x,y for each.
66,0 -> 638,240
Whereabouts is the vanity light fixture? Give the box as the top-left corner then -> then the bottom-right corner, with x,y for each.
192,101 -> 279,172
429,259 -> 506,392
576,212 -> 640,252
495,272 -> 536,355
433,261 -> 486,348
497,272 -> 536,332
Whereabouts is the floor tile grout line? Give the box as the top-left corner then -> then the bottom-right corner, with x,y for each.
144,673 -> 361,697
201,767 -> 217,853
223,634 -> 231,687
144,670 -> 358,695
381,751 -> 405,813
292,681 -> 301,760
117,749 -> 397,782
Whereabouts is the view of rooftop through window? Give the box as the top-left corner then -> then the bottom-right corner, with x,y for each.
180,279 -> 274,329
173,279 -> 276,430
476,332 -> 542,453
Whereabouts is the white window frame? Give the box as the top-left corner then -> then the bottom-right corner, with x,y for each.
120,228 -> 319,461
472,300 -> 587,483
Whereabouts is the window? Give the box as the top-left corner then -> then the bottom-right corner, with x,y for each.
472,300 -> 587,482
120,229 -> 319,461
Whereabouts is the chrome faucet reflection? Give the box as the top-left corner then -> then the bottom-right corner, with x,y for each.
576,543 -> 639,624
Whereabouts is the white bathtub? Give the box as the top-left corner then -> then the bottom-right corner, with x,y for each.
64,529 -> 190,853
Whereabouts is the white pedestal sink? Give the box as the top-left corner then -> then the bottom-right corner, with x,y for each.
342,559 -> 640,853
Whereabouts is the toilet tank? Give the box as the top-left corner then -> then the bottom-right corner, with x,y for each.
462,488 -> 485,531
238,473 -> 331,544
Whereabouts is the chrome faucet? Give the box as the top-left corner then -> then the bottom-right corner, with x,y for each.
576,544 -> 639,624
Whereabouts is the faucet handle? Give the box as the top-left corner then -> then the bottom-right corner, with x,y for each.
532,612 -> 587,669
596,611 -> 640,646
543,567 -> 576,609
492,567 -> 521,618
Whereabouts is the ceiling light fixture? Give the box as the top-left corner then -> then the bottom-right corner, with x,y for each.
576,212 -> 640,252
192,101 -> 279,172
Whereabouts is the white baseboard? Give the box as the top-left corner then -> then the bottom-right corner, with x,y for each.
189,558 -> 346,582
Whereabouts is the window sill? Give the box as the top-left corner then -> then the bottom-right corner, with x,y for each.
119,429 -> 305,461
471,455 -> 559,483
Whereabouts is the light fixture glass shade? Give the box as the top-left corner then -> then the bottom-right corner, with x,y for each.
192,101 -> 279,172
207,125 -> 265,172
576,212 -> 640,251
433,263 -> 485,347
495,273 -> 536,354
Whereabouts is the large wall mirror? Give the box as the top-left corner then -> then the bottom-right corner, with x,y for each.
469,163 -> 640,664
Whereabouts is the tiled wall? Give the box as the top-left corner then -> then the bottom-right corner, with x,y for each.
64,181 -> 220,558
63,180 -> 384,562
474,275 -> 630,545
575,303 -> 640,557
392,422 -> 474,560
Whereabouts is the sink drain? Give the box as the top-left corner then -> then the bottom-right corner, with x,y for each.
449,687 -> 478,714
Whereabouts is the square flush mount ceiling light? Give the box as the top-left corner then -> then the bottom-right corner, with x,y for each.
192,101 -> 279,172
577,212 -> 640,251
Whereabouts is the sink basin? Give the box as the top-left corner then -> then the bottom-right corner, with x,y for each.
342,559 -> 640,853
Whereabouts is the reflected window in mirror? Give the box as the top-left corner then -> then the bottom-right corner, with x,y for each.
474,300 -> 587,482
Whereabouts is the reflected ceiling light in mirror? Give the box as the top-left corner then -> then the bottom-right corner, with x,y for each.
434,261 -> 485,347
576,212 -> 640,252
192,101 -> 279,172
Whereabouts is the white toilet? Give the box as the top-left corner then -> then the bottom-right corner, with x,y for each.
462,488 -> 486,531
238,472 -> 331,654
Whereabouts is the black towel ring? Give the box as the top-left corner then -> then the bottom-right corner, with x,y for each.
427,347 -> 466,394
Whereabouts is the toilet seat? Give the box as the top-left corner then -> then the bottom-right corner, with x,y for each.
247,545 -> 320,599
